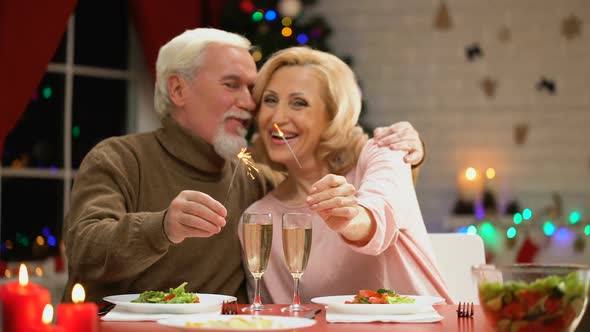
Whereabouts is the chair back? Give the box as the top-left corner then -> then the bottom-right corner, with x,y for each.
428,233 -> 486,303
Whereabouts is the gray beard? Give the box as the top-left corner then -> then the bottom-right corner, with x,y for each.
212,126 -> 248,161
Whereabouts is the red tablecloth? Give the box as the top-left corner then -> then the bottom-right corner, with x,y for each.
99,304 -> 495,331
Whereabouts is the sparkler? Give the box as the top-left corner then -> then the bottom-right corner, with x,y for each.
273,123 -> 303,168
223,147 -> 259,206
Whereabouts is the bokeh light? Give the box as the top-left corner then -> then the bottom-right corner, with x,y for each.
281,17 -> 292,26
569,211 -> 581,224
506,226 -> 517,239
554,227 -> 575,245
465,167 -> 477,181
264,10 -> 277,21
296,33 -> 309,44
42,87 -> 52,99
239,0 -> 255,13
543,221 -> 555,236
485,167 -> 496,179
252,50 -> 263,62
467,225 -> 477,235
522,208 -> 532,220
513,213 -> 523,225
479,222 -> 496,238
252,11 -> 264,22
281,27 -> 293,37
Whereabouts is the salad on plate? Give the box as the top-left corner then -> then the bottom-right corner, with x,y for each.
131,282 -> 200,304
345,288 -> 416,304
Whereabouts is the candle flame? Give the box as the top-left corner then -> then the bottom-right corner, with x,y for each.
486,167 -> 496,180
42,304 -> 53,324
465,167 -> 477,181
72,283 -> 86,303
4,270 -> 11,278
273,123 -> 284,137
237,147 -> 259,180
18,264 -> 28,286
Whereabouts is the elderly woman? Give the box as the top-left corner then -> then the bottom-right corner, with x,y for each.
239,46 -> 452,305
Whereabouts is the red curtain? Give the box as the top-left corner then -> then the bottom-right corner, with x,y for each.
0,0 -> 77,158
129,0 -> 227,80
0,0 -> 227,159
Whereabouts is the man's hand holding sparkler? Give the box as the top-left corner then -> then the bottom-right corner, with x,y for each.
163,147 -> 258,244
163,191 -> 228,244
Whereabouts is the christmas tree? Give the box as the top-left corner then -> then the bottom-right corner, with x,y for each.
221,0 -> 332,67
221,0 -> 372,131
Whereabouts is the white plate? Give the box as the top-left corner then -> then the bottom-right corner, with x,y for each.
103,293 -> 236,314
157,314 -> 316,330
311,295 -> 445,315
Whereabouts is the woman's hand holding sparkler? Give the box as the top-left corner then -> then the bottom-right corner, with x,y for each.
306,175 -> 375,244
163,190 -> 228,244
306,175 -> 362,231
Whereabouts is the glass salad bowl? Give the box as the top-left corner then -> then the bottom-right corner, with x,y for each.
472,264 -> 590,332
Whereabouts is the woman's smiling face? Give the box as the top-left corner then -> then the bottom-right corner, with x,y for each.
257,65 -> 330,168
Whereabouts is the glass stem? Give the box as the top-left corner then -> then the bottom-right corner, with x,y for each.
292,277 -> 301,305
253,276 -> 262,306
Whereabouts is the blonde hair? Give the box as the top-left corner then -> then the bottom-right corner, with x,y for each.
154,28 -> 251,118
252,47 -> 368,175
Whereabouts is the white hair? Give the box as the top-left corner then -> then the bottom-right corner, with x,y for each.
154,28 -> 251,118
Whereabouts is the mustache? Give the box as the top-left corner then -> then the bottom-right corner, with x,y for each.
223,110 -> 252,122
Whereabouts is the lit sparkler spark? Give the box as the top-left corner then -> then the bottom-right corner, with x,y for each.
273,123 -> 302,168
223,147 -> 259,206
237,147 -> 259,180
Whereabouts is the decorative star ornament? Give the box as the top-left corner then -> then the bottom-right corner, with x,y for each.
561,14 -> 582,40
514,123 -> 529,145
536,77 -> 556,94
480,77 -> 498,98
434,1 -> 453,31
465,43 -> 483,61
498,26 -> 512,43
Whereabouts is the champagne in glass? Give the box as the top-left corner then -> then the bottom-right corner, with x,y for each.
242,213 -> 273,312
283,227 -> 312,278
281,212 -> 313,312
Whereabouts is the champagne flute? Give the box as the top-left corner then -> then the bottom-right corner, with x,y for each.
241,212 -> 273,312
281,212 -> 313,312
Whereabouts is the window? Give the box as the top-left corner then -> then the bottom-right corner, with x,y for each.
1,0 -> 138,261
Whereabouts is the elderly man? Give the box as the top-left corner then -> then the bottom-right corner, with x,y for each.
63,28 -> 424,303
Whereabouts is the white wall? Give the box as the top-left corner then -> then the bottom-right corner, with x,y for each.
308,0 -> 590,231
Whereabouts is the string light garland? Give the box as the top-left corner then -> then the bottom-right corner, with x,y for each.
453,210 -> 589,254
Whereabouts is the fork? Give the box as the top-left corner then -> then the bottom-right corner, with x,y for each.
456,302 -> 474,318
221,300 -> 239,315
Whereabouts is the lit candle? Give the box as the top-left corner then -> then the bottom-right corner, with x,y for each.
33,305 -> 65,332
0,264 -> 51,332
457,166 -> 482,201
57,283 -> 98,332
